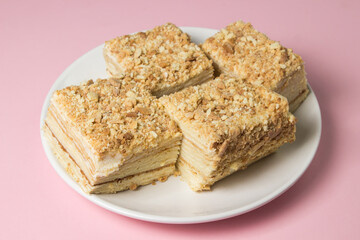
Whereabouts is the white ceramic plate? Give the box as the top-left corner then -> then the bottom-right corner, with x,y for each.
40,27 -> 322,224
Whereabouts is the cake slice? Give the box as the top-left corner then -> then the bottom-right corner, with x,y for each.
201,21 -> 309,112
44,78 -> 182,194
160,75 -> 296,191
104,23 -> 214,97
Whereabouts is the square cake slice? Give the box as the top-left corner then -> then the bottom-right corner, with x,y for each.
103,23 -> 214,97
44,78 -> 182,194
201,21 -> 309,112
160,75 -> 296,191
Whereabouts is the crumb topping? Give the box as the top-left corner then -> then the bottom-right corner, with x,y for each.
202,21 -> 303,89
51,78 -> 181,157
104,23 -> 213,94
160,75 -> 296,150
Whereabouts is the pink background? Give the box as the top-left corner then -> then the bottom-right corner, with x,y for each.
1,0 -> 359,239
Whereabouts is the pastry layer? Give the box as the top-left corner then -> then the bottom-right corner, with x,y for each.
160,75 -> 296,191
44,124 -> 174,194
104,23 -> 214,97
201,20 -> 309,112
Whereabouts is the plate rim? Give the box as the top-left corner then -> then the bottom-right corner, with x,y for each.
40,26 -> 322,224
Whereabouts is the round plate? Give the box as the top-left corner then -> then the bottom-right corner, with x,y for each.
40,27 -> 322,224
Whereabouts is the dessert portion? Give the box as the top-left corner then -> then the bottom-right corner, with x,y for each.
104,23 -> 214,97
160,75 -> 296,191
44,21 -> 306,194
44,78 -> 182,194
201,21 -> 308,112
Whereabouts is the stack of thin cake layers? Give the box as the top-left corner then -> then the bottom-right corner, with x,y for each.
44,79 -> 182,194
161,75 -> 296,191
44,21 -> 307,193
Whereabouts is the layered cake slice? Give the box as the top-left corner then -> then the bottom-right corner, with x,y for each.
201,21 -> 309,112
160,75 -> 296,191
44,78 -> 182,194
103,23 -> 214,97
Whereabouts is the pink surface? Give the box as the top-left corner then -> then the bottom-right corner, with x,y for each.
1,0 -> 359,239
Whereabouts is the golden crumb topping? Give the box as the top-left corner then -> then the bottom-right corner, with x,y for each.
202,21 -> 303,90
160,75 -> 296,150
51,78 -> 181,157
104,23 -> 213,95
